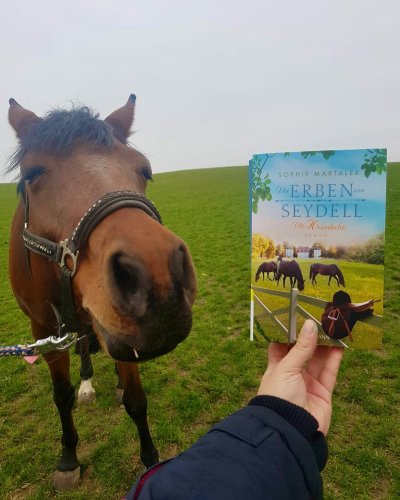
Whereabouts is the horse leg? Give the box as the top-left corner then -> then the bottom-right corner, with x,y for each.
334,275 -> 340,286
328,276 -> 332,286
77,336 -> 96,404
39,331 -> 80,490
115,363 -> 124,404
115,361 -> 159,468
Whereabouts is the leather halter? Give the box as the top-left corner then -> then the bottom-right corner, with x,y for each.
22,189 -> 162,335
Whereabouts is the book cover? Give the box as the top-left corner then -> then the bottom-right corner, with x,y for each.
250,149 -> 386,348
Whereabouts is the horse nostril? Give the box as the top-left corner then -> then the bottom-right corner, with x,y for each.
171,245 -> 197,305
109,253 -> 149,317
171,246 -> 184,284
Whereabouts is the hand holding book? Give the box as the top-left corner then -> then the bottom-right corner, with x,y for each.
257,319 -> 343,435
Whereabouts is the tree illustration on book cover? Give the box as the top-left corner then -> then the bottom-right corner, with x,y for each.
249,149 -> 386,349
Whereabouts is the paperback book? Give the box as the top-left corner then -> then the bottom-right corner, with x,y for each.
250,149 -> 386,348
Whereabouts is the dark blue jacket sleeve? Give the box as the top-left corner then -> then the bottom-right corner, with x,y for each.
125,397 -> 326,500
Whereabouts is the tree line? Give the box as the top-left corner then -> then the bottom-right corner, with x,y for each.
252,232 -> 384,265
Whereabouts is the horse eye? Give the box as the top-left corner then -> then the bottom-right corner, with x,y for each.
17,166 -> 46,197
141,166 -> 153,181
22,166 -> 46,184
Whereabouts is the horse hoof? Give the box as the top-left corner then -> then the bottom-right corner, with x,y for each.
78,390 -> 96,405
116,388 -> 124,404
53,467 -> 81,490
77,379 -> 96,405
142,447 -> 159,469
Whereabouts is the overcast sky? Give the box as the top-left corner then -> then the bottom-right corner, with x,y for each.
1,0 -> 399,182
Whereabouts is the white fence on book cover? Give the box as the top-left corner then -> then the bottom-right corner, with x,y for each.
250,285 -> 383,347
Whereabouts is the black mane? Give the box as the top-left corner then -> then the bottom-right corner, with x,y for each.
7,106 -> 125,174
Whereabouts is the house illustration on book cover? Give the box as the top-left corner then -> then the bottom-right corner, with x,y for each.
250,149 -> 386,349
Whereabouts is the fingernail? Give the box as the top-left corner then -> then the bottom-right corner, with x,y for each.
303,320 -> 317,336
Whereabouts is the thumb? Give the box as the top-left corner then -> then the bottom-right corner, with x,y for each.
280,320 -> 318,372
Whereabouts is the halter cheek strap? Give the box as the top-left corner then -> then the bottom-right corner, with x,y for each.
22,190 -> 162,334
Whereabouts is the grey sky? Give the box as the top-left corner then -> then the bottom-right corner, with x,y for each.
1,0 -> 399,182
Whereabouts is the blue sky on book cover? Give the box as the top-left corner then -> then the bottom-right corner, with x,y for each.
251,149 -> 386,248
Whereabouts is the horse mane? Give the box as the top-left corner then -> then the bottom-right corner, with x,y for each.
280,260 -> 304,277
7,106 -> 126,174
335,266 -> 346,287
255,262 -> 264,277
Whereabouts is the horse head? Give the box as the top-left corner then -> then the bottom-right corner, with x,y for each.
297,277 -> 305,291
8,96 -> 197,363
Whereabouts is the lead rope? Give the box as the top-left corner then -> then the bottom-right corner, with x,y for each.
0,345 -> 36,357
0,303 -> 80,359
0,331 -> 80,358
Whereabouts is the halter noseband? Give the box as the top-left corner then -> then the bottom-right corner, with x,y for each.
22,190 -> 162,335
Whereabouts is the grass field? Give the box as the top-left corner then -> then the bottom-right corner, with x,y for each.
0,163 -> 399,499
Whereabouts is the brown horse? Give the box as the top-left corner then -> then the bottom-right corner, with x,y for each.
276,259 -> 305,291
255,261 -> 277,282
7,96 -> 197,489
309,263 -> 345,287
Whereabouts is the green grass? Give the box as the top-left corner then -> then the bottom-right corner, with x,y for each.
0,164 -> 399,499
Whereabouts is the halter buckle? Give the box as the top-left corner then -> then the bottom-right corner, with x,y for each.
59,240 -> 79,276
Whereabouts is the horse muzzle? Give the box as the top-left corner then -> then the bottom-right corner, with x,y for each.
93,298 -> 193,362
85,241 -> 196,362
106,238 -> 196,312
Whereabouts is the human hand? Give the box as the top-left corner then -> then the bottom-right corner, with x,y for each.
257,319 -> 343,435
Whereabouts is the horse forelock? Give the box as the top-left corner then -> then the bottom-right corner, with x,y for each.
7,106 -> 127,175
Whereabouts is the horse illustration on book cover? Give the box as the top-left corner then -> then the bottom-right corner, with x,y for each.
250,149 -> 386,349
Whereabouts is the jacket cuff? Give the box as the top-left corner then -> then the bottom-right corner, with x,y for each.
249,396 -> 318,439
248,395 -> 328,470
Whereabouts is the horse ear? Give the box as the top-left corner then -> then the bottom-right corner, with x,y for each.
8,99 -> 41,139
104,94 -> 136,139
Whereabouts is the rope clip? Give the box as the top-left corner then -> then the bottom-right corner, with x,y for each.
27,332 -> 79,355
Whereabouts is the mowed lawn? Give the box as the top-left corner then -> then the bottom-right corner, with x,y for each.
0,164 -> 399,499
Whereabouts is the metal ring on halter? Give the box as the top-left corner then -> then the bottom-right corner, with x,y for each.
58,240 -> 79,277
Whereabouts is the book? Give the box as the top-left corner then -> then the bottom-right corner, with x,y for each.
250,149 -> 386,348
